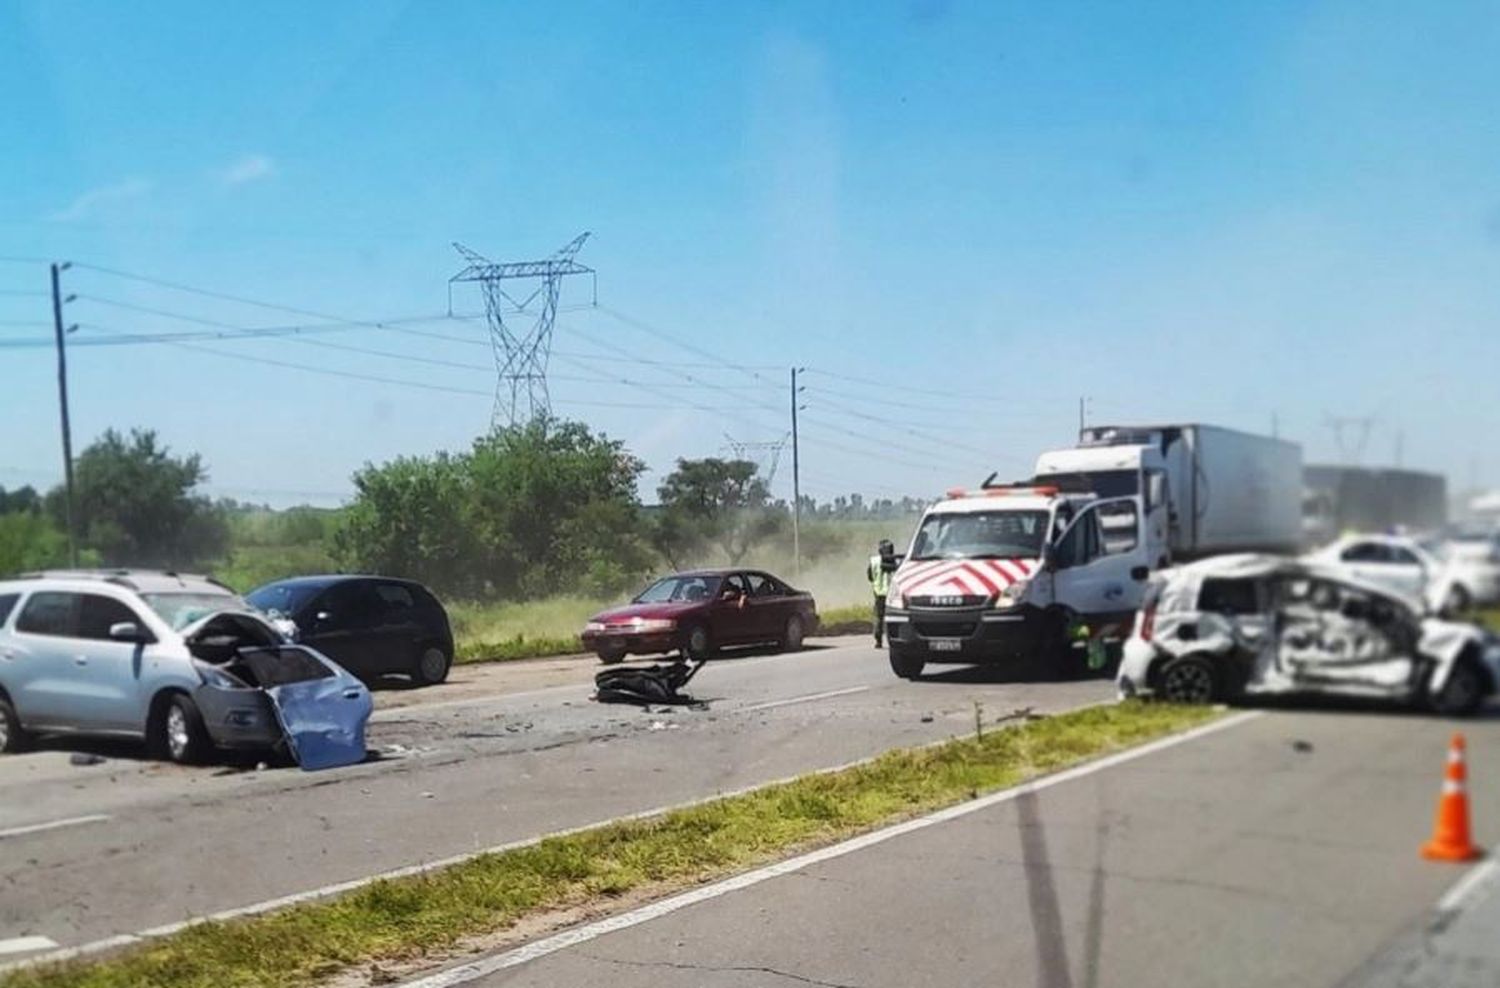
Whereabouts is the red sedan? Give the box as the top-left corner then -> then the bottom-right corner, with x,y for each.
581,569 -> 819,664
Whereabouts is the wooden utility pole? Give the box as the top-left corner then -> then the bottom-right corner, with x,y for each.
50,262 -> 78,566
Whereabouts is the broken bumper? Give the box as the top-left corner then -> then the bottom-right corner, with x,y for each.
192,686 -> 283,749
885,605 -> 1046,663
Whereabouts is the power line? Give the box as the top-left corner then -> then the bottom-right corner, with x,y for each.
75,323 -> 678,410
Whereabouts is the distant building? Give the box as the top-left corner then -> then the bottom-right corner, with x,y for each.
1303,465 -> 1447,538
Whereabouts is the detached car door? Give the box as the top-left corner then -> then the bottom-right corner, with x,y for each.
239,646 -> 373,770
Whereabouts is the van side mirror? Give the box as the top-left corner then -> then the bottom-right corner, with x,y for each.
1040,544 -> 1055,572
109,621 -> 149,643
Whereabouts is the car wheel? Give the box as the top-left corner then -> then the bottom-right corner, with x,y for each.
682,623 -> 715,661
889,647 -> 925,680
1158,655 -> 1219,705
1443,585 -> 1472,617
412,645 -> 452,686
781,615 -> 805,653
597,646 -> 627,665
155,694 -> 211,765
0,696 -> 30,754
1429,658 -> 1485,716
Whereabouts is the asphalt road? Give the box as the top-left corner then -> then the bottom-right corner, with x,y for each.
0,637 -> 1113,958
417,706 -> 1500,988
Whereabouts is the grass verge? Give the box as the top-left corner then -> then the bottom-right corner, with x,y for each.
3,701 -> 1218,988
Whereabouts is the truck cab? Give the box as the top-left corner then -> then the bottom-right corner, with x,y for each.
885,484 -> 1149,679
1032,438 -> 1174,568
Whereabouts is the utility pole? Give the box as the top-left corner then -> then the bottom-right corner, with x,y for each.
791,367 -> 804,580
1077,395 -> 1089,435
1394,429 -> 1404,468
50,262 -> 78,566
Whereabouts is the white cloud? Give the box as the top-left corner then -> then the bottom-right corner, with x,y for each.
48,177 -> 152,222
218,154 -> 276,186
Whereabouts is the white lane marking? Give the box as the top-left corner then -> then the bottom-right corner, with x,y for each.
0,691 -> 1149,974
395,710 -> 1265,988
0,814 -> 110,840
1436,854 -> 1500,914
0,937 -> 58,957
738,686 -> 870,713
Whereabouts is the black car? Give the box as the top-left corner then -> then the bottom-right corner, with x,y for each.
245,575 -> 455,685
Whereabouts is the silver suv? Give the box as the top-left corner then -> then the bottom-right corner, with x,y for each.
0,570 -> 372,767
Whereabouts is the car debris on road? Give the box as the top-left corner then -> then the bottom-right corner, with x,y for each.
593,657 -> 707,706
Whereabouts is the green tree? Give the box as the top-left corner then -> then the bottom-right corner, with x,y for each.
653,457 -> 785,565
49,428 -> 229,568
0,512 -> 69,575
334,418 -> 651,599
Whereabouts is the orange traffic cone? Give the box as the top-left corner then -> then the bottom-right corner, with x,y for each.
1422,733 -> 1482,862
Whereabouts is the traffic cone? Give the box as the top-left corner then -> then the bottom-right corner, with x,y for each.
1421,733 -> 1482,862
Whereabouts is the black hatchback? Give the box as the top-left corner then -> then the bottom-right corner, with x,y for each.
245,575 -> 455,685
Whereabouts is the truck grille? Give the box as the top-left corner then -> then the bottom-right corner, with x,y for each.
908,594 -> 988,608
914,621 -> 977,638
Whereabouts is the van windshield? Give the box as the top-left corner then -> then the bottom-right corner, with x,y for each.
910,510 -> 1050,561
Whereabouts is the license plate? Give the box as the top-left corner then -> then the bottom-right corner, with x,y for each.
928,639 -> 963,652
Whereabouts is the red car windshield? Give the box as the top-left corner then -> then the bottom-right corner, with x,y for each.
634,575 -> 720,604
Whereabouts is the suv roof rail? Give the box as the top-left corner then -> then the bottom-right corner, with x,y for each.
17,569 -> 140,590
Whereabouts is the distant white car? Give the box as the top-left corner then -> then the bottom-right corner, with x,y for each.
1429,533 -> 1500,608
1304,534 -> 1474,614
1116,554 -> 1500,715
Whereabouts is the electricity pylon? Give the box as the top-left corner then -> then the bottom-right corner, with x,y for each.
449,233 -> 594,427
723,432 -> 791,488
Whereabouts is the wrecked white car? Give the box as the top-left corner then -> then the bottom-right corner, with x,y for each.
0,571 -> 373,769
1116,555 -> 1500,715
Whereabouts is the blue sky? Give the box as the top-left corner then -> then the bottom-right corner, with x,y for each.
2,0 -> 1498,507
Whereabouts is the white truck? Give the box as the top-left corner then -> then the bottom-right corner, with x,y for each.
884,424 -> 1302,680
1031,423 -> 1302,567
884,482 -> 1151,679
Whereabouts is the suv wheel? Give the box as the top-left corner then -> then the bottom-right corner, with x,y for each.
0,696 -> 30,754
1158,655 -> 1218,704
889,647 -> 925,679
155,694 -> 211,764
413,646 -> 452,686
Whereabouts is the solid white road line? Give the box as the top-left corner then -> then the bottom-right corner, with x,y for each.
0,814 -> 110,840
1436,853 -> 1500,914
394,710 -> 1266,988
0,936 -> 59,957
738,685 -> 870,713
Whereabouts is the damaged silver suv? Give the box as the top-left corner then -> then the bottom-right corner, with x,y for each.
0,570 -> 372,768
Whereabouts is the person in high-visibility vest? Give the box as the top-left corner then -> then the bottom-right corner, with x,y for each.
868,539 -> 895,647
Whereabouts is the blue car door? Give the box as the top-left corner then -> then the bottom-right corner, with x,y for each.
241,646 -> 372,770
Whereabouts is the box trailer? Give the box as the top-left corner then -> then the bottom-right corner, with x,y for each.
1032,423 -> 1303,564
